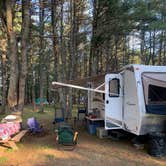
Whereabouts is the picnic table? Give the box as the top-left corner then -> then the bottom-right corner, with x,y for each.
0,115 -> 28,150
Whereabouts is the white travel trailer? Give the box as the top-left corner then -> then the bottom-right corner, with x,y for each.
52,64 -> 166,136
105,64 -> 166,135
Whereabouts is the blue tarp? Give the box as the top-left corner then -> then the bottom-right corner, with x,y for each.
35,98 -> 48,104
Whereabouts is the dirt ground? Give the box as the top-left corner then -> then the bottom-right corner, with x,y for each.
0,108 -> 165,166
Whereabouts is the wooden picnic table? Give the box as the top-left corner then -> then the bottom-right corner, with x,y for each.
0,129 -> 28,150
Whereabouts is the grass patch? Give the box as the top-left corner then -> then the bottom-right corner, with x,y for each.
41,144 -> 53,150
0,104 -> 83,121
0,157 -> 8,165
45,154 -> 55,161
31,143 -> 54,151
22,105 -> 54,121
44,105 -> 55,112
0,112 -> 8,121
5,148 -> 14,153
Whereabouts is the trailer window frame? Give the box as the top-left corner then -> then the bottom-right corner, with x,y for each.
148,84 -> 166,105
142,72 -> 166,115
142,72 -> 166,105
109,78 -> 120,97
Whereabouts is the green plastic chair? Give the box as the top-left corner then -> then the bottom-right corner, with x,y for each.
56,124 -> 78,150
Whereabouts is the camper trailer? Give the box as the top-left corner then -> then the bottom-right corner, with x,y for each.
52,64 -> 166,156
105,64 -> 166,136
52,64 -> 166,136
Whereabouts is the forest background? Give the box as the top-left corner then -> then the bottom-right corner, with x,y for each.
0,0 -> 166,118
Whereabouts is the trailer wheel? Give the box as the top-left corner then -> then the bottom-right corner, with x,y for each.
148,133 -> 166,157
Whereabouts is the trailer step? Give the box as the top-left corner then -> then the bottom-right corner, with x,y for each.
105,121 -> 122,130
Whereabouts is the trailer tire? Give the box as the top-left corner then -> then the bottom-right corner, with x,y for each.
148,133 -> 166,157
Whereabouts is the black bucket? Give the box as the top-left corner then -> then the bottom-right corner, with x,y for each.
148,133 -> 166,157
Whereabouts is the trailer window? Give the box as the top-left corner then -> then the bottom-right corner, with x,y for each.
148,85 -> 166,104
109,78 -> 120,97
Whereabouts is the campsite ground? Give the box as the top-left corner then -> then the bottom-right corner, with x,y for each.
0,105 -> 165,166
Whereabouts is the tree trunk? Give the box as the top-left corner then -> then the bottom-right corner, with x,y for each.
0,39 -> 7,114
51,0 -> 66,118
89,0 -> 98,76
18,0 -> 30,112
32,72 -> 36,111
51,0 -> 58,81
152,29 -> 156,65
148,30 -> 152,65
140,28 -> 145,64
67,0 -> 80,118
6,0 -> 18,111
39,0 -> 45,112
158,31 -> 163,65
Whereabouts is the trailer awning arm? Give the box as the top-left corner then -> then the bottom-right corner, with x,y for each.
52,81 -> 121,96
95,82 -> 105,90
52,81 -> 105,94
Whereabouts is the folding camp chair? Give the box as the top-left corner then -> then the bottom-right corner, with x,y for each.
27,117 -> 43,134
55,123 -> 78,150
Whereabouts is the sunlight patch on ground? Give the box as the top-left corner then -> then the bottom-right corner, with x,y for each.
41,148 -> 85,161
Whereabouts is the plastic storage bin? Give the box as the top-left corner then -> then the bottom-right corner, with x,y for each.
54,118 -> 64,123
87,123 -> 100,135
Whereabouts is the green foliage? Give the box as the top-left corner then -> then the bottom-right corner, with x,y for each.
0,0 -> 166,112
22,105 -> 54,120
13,10 -> 22,33
0,157 -> 8,165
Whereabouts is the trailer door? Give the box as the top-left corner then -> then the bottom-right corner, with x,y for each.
105,74 -> 123,129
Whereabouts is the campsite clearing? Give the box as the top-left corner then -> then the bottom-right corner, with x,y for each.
0,106 -> 165,166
